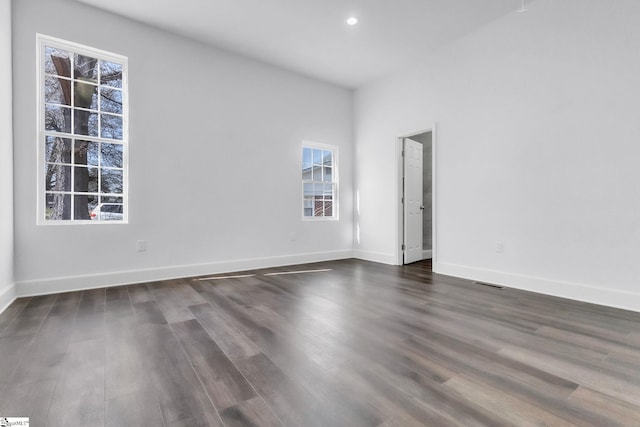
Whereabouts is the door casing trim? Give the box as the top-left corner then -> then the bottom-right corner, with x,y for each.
396,124 -> 437,268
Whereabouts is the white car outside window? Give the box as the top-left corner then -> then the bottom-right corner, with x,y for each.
90,203 -> 123,221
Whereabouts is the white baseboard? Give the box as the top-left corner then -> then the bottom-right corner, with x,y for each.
15,250 -> 354,298
15,253 -> 639,313
353,250 -> 397,265
435,262 -> 640,313
422,249 -> 432,259
0,282 -> 17,315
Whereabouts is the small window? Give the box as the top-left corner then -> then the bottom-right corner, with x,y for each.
302,143 -> 337,219
37,34 -> 128,224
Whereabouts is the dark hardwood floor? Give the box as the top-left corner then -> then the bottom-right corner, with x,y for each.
1,258 -> 640,426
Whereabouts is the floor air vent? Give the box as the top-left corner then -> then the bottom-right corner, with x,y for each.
474,281 -> 504,289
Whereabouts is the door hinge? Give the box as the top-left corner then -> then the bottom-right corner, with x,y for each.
401,244 -> 405,250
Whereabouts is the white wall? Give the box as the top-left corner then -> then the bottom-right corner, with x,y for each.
355,0 -> 640,311
13,0 -> 353,295
0,0 -> 15,311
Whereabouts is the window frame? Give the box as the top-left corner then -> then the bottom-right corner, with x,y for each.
36,34 -> 129,225
301,141 -> 338,221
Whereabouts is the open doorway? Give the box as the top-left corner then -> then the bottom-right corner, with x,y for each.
397,127 -> 435,268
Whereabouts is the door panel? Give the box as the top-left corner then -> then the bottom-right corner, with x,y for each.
403,138 -> 423,264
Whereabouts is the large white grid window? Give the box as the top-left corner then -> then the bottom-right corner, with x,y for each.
37,34 -> 128,224
302,142 -> 337,219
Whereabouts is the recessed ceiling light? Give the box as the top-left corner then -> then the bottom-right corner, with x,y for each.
346,17 -> 358,26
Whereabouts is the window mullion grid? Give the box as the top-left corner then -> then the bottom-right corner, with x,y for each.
323,184 -> 327,217
100,192 -> 121,197
317,182 -> 322,217
302,145 -> 336,219
330,151 -> 336,217
43,130 -> 122,145
70,55 -> 76,221
331,181 -> 336,217
97,58 -> 102,148
97,140 -> 101,218
324,184 -> 328,217
97,62 -> 102,217
40,36 -> 127,224
70,52 -> 75,138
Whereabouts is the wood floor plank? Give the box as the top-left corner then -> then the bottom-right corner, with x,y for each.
0,297 -> 30,335
193,287 -> 282,357
133,300 -> 169,326
416,298 -> 609,362
568,386 -> 640,426
235,353 -> 329,427
194,291 -> 388,426
172,318 -> 257,411
0,334 -> 33,385
562,305 -> 640,333
149,279 -> 207,324
103,284 -> 151,400
70,288 -> 106,343
536,324 -> 640,357
499,344 -> 640,407
128,283 -> 156,304
105,324 -> 151,400
404,330 -> 580,398
398,328 -> 624,426
334,340 -> 506,427
167,413 -> 221,427
136,322 -> 223,426
105,387 -> 166,427
0,379 -> 57,426
8,291 -> 81,386
105,286 -> 135,324
46,338 -> 106,427
189,302 -> 261,361
219,396 -> 283,427
443,375 -> 576,427
0,294 -> 57,337
601,350 -> 640,381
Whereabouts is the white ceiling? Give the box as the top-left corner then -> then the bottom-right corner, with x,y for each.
74,0 -> 526,88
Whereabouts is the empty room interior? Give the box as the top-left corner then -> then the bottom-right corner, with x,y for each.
2,0 -> 640,425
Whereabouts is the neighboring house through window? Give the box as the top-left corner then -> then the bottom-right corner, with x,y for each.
302,142 -> 337,219
37,34 -> 128,223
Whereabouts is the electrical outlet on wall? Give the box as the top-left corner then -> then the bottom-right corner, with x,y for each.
495,241 -> 504,253
137,240 -> 147,252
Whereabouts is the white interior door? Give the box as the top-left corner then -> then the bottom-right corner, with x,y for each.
403,138 -> 423,264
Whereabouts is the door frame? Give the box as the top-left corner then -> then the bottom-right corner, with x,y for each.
396,124 -> 437,267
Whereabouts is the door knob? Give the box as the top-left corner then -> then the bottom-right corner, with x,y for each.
420,205 -> 425,210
